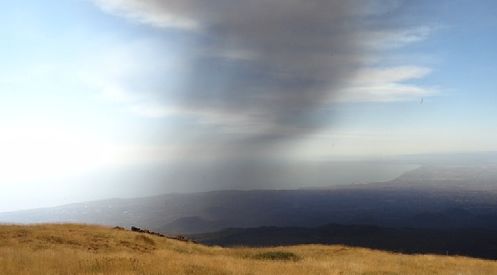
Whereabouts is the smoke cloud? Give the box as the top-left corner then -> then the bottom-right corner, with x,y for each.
97,1 -> 376,136
94,0 -> 428,188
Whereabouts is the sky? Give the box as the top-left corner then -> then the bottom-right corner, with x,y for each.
1,0 -> 497,211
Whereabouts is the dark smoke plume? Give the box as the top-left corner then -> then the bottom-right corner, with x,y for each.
97,0 -> 379,136
95,0 -> 407,188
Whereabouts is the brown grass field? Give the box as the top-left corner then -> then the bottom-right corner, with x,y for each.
1,224 -> 496,274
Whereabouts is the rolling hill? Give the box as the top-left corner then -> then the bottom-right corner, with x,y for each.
2,224 -> 497,274
191,223 -> 497,260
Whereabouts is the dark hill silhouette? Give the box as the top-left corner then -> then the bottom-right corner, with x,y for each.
191,224 -> 497,260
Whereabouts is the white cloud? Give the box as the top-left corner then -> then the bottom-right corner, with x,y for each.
78,38 -> 189,113
337,66 -> 435,102
361,26 -> 434,49
93,0 -> 199,30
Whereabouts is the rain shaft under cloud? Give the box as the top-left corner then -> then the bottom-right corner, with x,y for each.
92,0 -> 435,188
96,1 -> 388,146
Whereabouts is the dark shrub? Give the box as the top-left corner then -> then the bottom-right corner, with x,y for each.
253,251 -> 300,261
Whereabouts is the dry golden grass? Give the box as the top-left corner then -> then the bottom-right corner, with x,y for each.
0,224 -> 496,274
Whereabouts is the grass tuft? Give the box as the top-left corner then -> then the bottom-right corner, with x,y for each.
253,251 -> 300,261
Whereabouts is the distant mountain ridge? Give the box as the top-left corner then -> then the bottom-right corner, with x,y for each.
2,165 -> 497,235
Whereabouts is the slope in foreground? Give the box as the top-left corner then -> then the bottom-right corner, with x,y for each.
1,224 -> 497,274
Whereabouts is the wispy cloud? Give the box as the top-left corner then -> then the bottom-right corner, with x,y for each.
361,26 -> 435,49
93,0 -> 200,30
337,66 -> 435,102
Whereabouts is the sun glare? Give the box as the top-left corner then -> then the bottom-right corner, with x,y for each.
0,124 -> 118,183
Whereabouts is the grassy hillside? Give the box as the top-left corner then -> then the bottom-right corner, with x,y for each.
1,224 -> 497,274
190,224 -> 497,259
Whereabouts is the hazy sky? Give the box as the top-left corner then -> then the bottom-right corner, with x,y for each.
1,0 -> 497,211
